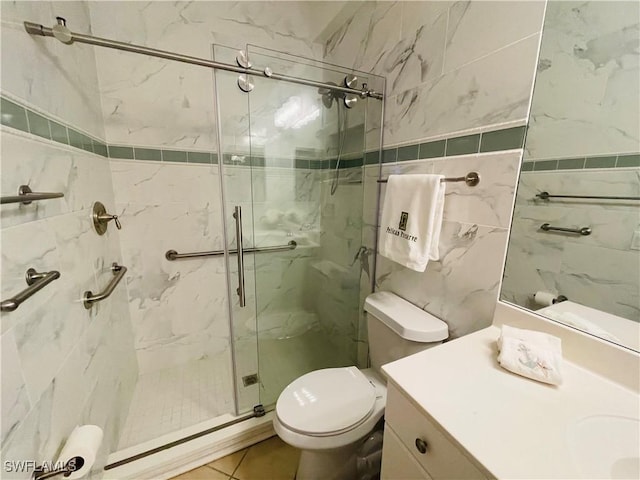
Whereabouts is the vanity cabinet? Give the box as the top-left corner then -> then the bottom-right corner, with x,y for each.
381,383 -> 487,480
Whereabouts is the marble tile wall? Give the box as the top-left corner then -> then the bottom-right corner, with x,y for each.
316,167 -> 366,365
108,160 -> 232,375
372,150 -> 521,338
323,1 -> 546,146
323,2 -> 546,342
501,168 -> 640,322
2,36 -> 137,480
1,1 -> 105,140
87,1 -> 340,151
85,2 -> 357,396
1,2 -> 139,478
524,1 -> 640,160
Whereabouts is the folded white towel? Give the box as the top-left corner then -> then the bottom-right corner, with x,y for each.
379,174 -> 445,272
497,324 -> 562,353
497,325 -> 563,385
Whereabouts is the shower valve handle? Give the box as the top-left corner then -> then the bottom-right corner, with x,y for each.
92,201 -> 122,235
97,213 -> 121,229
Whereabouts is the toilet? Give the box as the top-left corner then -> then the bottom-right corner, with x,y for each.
273,291 -> 449,480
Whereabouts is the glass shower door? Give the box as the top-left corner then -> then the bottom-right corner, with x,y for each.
245,47 -> 368,408
215,44 -> 382,414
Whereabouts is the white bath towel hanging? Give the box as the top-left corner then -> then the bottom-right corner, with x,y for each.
379,174 -> 445,272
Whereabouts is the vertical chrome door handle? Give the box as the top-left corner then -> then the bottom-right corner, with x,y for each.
233,206 -> 246,307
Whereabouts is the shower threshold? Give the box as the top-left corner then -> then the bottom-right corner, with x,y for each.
105,410 -> 274,480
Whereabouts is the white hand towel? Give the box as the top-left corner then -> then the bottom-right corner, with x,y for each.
497,325 -> 563,385
379,174 -> 445,272
497,324 -> 562,353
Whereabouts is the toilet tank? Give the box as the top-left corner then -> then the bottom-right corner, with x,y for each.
364,291 -> 449,372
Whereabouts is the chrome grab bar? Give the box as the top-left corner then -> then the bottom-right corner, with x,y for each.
536,191 -> 640,201
540,223 -> 592,236
234,206 -> 246,308
1,268 -> 61,312
1,185 -> 64,205
83,263 -> 127,309
165,240 -> 297,261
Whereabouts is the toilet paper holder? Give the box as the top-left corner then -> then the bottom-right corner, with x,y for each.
33,457 -> 82,480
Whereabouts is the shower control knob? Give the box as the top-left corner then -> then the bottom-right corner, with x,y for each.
415,438 -> 428,454
92,201 -> 122,235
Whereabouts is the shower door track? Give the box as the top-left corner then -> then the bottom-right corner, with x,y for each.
104,405 -> 270,471
23,20 -> 384,100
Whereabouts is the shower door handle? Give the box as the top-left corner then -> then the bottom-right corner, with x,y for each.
233,205 -> 246,307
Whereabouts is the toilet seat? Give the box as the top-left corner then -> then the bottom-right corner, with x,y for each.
276,366 -> 376,436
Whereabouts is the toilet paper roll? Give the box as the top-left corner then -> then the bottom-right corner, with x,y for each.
57,425 -> 103,479
533,291 -> 556,307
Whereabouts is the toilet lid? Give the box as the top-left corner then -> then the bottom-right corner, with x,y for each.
276,367 -> 376,435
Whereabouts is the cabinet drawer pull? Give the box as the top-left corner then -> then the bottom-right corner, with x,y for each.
415,438 -> 428,454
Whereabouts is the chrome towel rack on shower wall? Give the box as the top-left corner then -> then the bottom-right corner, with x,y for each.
377,171 -> 481,186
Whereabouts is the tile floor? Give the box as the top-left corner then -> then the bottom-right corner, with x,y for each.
118,355 -> 234,449
171,436 -> 299,480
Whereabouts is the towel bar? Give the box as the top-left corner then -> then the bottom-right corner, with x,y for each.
377,171 -> 480,186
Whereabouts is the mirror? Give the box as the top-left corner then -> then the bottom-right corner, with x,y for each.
500,0 -> 640,351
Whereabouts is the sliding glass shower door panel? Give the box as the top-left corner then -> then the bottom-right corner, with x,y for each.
213,44 -> 260,415
246,46 -> 368,408
215,43 -> 383,414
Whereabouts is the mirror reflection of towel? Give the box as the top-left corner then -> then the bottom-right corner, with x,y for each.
379,174 -> 445,272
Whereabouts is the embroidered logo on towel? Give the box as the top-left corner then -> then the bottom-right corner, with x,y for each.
399,211 -> 409,231
517,343 -> 553,378
385,226 -> 418,242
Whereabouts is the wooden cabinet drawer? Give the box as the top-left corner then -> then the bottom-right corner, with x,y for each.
381,425 -> 432,480
385,384 -> 487,480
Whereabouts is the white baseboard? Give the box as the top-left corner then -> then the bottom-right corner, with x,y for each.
103,412 -> 275,480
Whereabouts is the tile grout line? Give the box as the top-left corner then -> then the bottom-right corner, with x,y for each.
230,447 -> 250,478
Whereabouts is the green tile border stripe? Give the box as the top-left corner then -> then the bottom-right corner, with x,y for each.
4,94 -> 638,172
13,95 -> 634,172
523,153 -> 640,171
378,126 -> 527,164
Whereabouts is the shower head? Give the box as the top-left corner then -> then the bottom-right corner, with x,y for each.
318,82 -> 338,109
318,75 -> 359,109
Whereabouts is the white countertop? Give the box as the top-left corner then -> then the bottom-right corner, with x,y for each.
382,326 -> 640,479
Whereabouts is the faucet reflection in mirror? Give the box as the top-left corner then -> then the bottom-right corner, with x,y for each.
500,0 -> 640,351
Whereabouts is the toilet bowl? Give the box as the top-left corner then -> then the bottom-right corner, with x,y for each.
274,291 -> 449,480
274,367 -> 386,479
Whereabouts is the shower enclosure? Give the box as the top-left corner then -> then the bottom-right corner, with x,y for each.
214,45 -> 384,415
2,14 -> 383,476
101,40 -> 385,469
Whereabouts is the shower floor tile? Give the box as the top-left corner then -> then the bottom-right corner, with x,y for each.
117,354 -> 234,449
